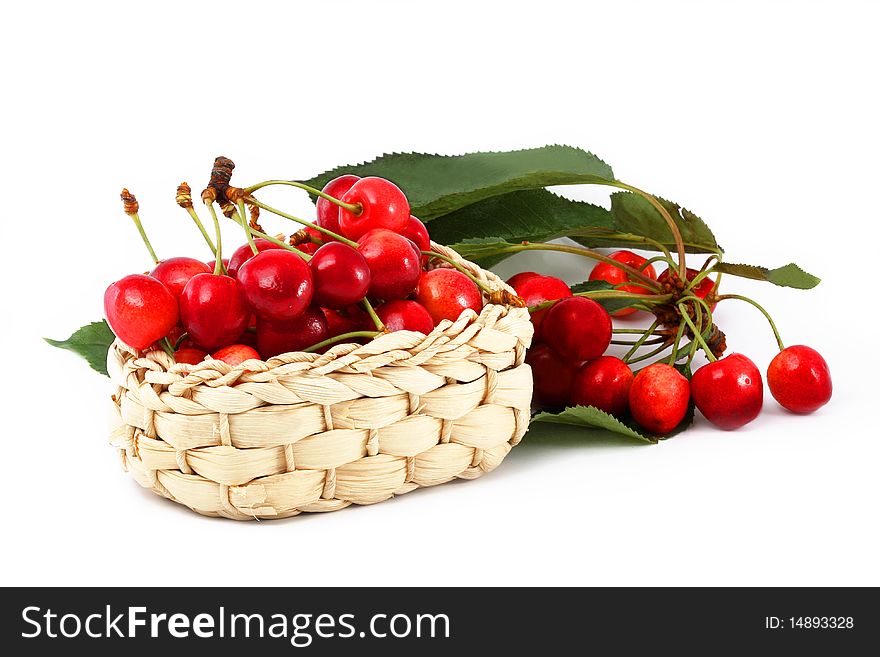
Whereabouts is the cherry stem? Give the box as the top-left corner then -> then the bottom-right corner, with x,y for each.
303,330 -> 381,354
173,332 -> 190,350
529,291 -> 672,314
667,319 -> 689,364
421,250 -> 494,295
229,207 -> 311,261
160,338 -> 175,358
248,198 -> 359,248
625,340 -> 673,365
612,337 -> 666,346
184,206 -> 217,256
361,298 -> 386,332
204,200 -> 227,276
716,293 -> 785,351
612,326 -> 662,334
126,211 -> 159,265
679,306 -> 717,362
235,199 -> 260,255
622,318 -> 661,361
500,242 -> 662,291
642,254 -> 674,271
594,230 -> 674,262
243,180 -> 362,214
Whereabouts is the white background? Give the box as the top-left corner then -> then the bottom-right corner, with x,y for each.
2,1 -> 878,587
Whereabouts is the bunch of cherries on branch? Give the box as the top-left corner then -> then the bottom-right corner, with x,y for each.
104,160 -> 500,372
507,210 -> 831,433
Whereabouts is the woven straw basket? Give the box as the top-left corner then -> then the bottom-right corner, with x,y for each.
107,243 -> 534,520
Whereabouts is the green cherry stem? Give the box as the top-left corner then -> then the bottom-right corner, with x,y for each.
622,318 -> 661,361
361,298 -> 386,332
235,199 -> 260,255
243,180 -> 362,214
422,250 -> 495,295
248,197 -> 359,248
229,207 -> 311,261
679,306 -> 717,362
160,337 -> 175,358
625,340 -> 673,365
667,319 -> 688,364
611,337 -> 666,346
716,293 -> 785,351
303,330 -> 381,354
120,189 -> 159,264
173,332 -> 190,350
184,206 -> 217,255
204,200 -> 227,276
529,291 -> 672,314
612,326 -> 662,335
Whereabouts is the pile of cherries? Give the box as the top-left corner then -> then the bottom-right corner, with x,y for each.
104,175 -> 486,368
511,248 -> 832,434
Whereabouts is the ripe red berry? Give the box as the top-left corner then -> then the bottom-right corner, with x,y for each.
402,215 -> 431,265
256,307 -> 329,358
542,296 -> 612,361
357,229 -> 421,301
525,344 -> 579,408
338,177 -> 410,240
691,353 -> 763,430
658,267 -> 717,311
589,250 -> 657,317
316,175 -> 360,234
629,363 -> 691,434
308,242 -> 371,309
104,274 -> 179,350
767,345 -> 832,414
570,356 -> 634,416
211,344 -> 261,366
513,275 -> 572,341
237,249 -> 313,321
506,271 -> 541,289
227,238 -> 286,279
179,273 -> 250,351
414,269 -> 483,325
322,306 -> 369,339
376,300 -> 435,334
174,347 -> 208,365
150,257 -> 211,300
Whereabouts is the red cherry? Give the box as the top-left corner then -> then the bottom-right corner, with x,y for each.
402,215 -> 431,265
256,307 -> 329,358
658,267 -> 717,311
308,242 -> 371,309
297,227 -> 325,254
357,229 -> 421,301
571,356 -> 634,416
316,175 -> 360,234
174,347 -> 208,365
589,250 -> 657,317
376,300 -> 435,334
150,257 -> 212,301
323,306 -> 369,338
767,345 -> 832,414
525,344 -> 579,408
338,177 -> 410,240
506,271 -> 542,289
629,363 -> 691,434
542,296 -> 612,361
513,275 -> 572,341
205,257 -> 229,272
691,353 -> 763,430
227,238 -> 286,279
211,344 -> 261,366
179,273 -> 250,351
414,269 -> 483,325
237,249 -> 313,321
104,274 -> 179,350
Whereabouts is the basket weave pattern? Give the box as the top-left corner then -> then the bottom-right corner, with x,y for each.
108,243 -> 534,519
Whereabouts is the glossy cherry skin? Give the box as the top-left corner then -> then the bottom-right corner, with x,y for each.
227,238 -> 286,279
506,271 -> 542,289
150,257 -> 212,301
402,215 -> 431,265
104,274 -> 179,350
513,275 -> 572,342
571,356 -> 634,417
256,307 -> 328,358
658,267 -> 717,311
308,242 -> 371,309
357,229 -> 421,301
589,251 -> 657,317
338,177 -> 410,240
629,363 -> 691,434
376,300 -> 435,334
691,353 -> 763,430
414,269 -> 483,325
179,273 -> 251,351
237,249 -> 313,321
174,347 -> 208,365
316,175 -> 360,234
525,344 -> 580,408
211,344 -> 261,366
542,296 -> 612,361
767,345 -> 832,414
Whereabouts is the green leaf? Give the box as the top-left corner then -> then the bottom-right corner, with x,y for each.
714,262 -> 820,289
575,191 -> 722,254
568,280 -> 639,314
302,145 -> 615,221
532,406 -> 657,443
44,320 -> 114,377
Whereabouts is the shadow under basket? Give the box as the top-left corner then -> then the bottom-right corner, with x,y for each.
108,243 -> 534,520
